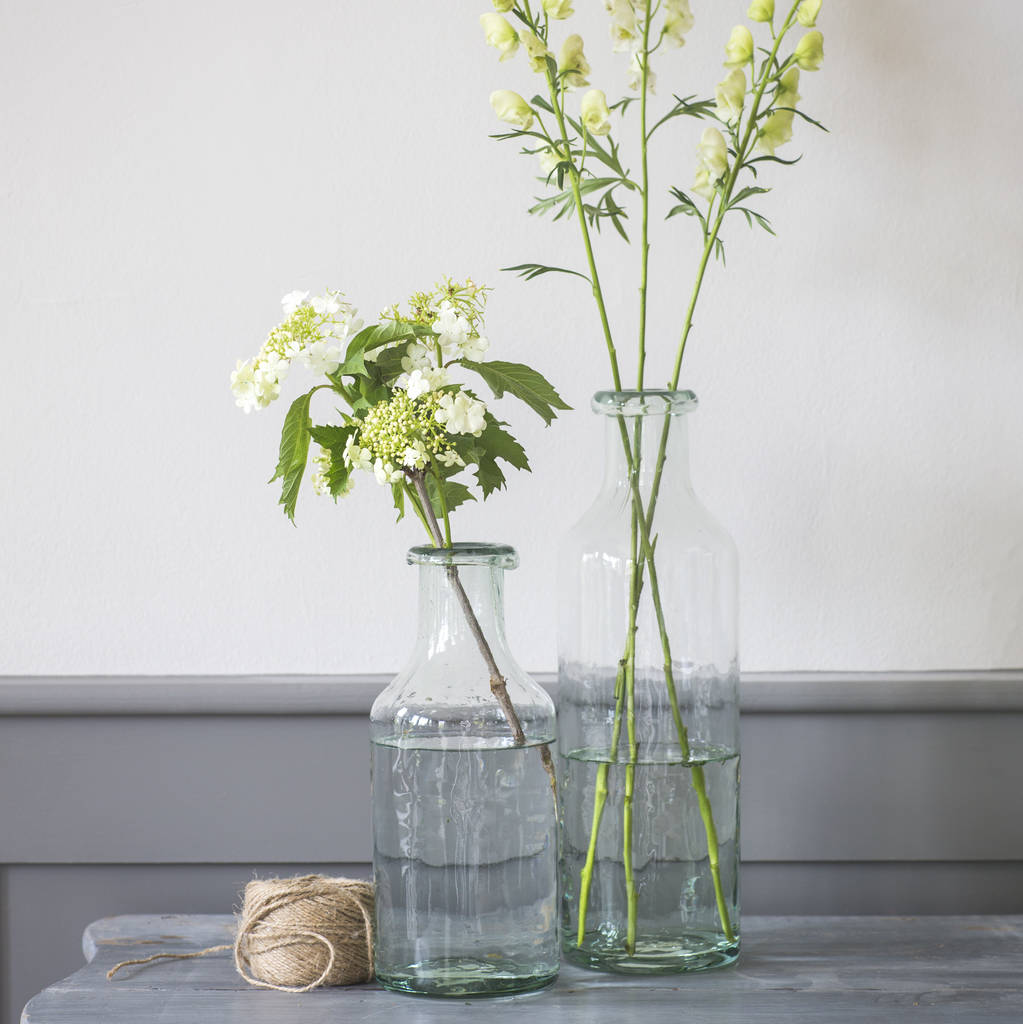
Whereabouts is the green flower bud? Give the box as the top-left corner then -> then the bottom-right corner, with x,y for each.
797,0 -> 822,27
490,89 -> 534,130
580,89 -> 612,137
747,0 -> 774,22
794,29 -> 824,71
724,25 -> 754,68
558,33 -> 591,89
543,0 -> 574,18
480,13 -> 520,62
715,68 -> 746,126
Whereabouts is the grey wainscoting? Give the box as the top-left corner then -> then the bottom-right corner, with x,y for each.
1,671 -> 1022,1024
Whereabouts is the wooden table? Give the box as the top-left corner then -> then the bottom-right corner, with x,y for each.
21,914 -> 1023,1023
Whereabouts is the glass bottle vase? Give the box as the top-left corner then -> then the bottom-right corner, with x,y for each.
371,543 -> 560,996
558,391 -> 740,974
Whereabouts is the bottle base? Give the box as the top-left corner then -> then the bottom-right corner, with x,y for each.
376,958 -> 559,997
564,931 -> 739,974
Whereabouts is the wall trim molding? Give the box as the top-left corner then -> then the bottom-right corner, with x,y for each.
1,670 -> 1021,716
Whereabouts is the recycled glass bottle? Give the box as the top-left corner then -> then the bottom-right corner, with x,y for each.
558,391 -> 740,973
371,543 -> 560,996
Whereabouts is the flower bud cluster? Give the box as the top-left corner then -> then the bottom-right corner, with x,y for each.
231,291 -> 360,413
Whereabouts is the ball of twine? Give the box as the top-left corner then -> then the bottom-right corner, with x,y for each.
234,875 -> 375,992
106,874 -> 375,993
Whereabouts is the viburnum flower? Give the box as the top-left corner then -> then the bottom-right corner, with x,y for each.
581,89 -> 612,136
663,0 -> 695,48
435,392 -> 487,437
605,0 -> 637,53
398,366 -> 449,400
490,90 -> 534,130
797,0 -> 822,28
723,25 -> 754,68
480,14 -> 519,61
795,30 -> 824,71
544,0 -> 574,19
461,333 -> 490,362
747,0 -> 774,22
434,300 -> 471,352
715,69 -> 746,126
558,35 -> 591,89
343,436 -> 373,472
373,458 -> 404,485
697,126 -> 729,181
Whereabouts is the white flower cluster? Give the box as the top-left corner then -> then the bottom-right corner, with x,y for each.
394,300 -> 489,398
230,291 -> 361,413
605,0 -> 694,93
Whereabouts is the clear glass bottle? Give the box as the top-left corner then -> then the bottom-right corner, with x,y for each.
558,391 -> 740,973
371,543 -> 560,996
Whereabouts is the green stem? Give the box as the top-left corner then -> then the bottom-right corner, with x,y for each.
430,464 -> 452,546
637,11 -> 652,390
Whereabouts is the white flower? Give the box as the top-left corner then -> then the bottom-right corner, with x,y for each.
281,290 -> 309,317
436,449 -> 466,468
605,0 -> 637,52
697,126 -> 729,181
434,300 -> 471,352
398,366 -> 449,399
581,89 -> 612,136
490,90 -> 534,130
299,339 -> 342,375
343,435 -> 373,472
715,69 -> 746,126
628,49 -> 655,94
401,342 -> 432,372
373,458 -> 404,485
691,166 -> 716,202
435,392 -> 487,437
543,0 -> 574,18
402,441 -> 430,470
558,34 -> 590,89
797,0 -> 822,28
460,334 -> 490,362
518,29 -> 550,73
480,13 -> 520,61
723,25 -> 754,68
230,359 -> 258,413
310,292 -> 342,316
663,0 -> 694,48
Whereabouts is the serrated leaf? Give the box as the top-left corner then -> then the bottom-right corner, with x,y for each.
461,359 -> 571,426
269,390 -> 313,523
469,417 -> 531,499
425,475 -> 475,521
308,423 -> 358,500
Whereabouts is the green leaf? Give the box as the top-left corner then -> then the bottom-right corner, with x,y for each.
460,359 -> 571,426
391,481 -> 405,523
730,185 -> 771,206
502,262 -> 591,284
468,417 -> 531,499
269,390 -> 313,523
425,475 -> 475,521
308,424 -> 358,500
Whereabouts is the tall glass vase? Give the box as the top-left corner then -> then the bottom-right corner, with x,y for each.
371,543 -> 560,996
558,391 -> 740,974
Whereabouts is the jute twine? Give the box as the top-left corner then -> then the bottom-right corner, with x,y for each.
107,875 -> 375,993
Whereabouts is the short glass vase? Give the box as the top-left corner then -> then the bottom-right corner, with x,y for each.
371,543 -> 560,996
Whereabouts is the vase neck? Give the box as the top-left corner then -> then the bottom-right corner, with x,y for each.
602,410 -> 692,497
411,547 -> 512,658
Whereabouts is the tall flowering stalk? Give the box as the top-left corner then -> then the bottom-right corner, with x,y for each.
230,278 -> 569,791
477,0 -> 827,951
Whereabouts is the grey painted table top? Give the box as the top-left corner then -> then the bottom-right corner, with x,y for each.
22,913 -> 1023,1023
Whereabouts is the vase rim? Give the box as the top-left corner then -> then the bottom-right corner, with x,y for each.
407,542 -> 519,570
592,389 -> 698,417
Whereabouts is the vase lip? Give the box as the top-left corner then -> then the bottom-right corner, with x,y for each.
592,389 -> 699,417
407,542 -> 519,570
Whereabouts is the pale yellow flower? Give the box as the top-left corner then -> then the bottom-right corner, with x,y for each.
544,0 -> 575,18
775,68 -> 801,111
480,13 -> 520,62
519,29 -> 550,73
797,0 -> 822,28
756,110 -> 794,154
696,125 -> 729,180
715,69 -> 746,126
580,89 -> 612,136
724,25 -> 754,68
748,0 -> 774,22
558,34 -> 591,89
794,30 -> 824,71
490,90 -> 534,130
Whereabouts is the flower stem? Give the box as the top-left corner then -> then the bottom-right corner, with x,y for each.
408,470 -> 559,801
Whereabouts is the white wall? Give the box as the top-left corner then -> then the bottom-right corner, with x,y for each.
1,0 -> 1020,675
